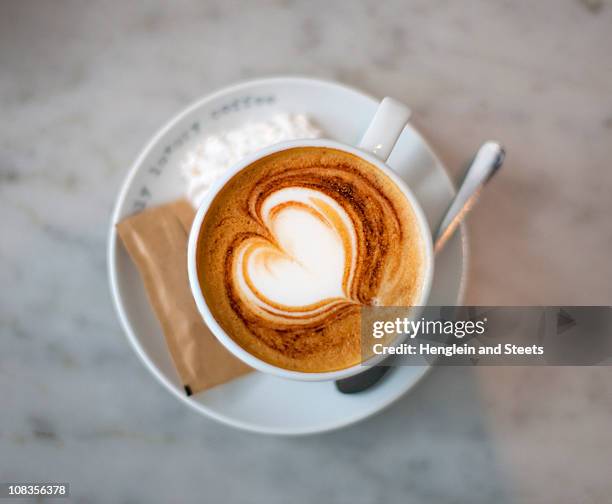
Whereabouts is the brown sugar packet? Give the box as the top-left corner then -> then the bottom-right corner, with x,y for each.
116,199 -> 251,395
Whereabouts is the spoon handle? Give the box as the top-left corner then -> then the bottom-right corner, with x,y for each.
434,141 -> 505,254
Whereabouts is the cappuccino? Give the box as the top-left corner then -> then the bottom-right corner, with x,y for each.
195,147 -> 425,372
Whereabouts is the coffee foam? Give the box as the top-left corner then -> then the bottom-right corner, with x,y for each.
197,147 -> 424,373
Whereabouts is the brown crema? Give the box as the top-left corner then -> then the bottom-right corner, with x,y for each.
196,147 -> 424,373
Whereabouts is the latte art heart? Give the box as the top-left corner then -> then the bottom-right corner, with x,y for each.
234,187 -> 358,320
197,147 -> 424,373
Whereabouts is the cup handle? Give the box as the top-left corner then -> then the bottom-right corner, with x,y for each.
358,97 -> 412,162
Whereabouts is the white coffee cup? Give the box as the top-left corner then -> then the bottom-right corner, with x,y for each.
187,98 -> 434,381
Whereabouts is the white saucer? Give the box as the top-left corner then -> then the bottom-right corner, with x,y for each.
108,77 -> 467,435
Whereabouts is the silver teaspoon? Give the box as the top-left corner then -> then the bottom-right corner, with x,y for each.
335,141 -> 505,394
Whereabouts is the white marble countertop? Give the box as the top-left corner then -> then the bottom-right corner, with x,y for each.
1,1 -> 611,502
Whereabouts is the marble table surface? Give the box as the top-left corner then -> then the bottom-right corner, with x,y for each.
1,1 -> 611,502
